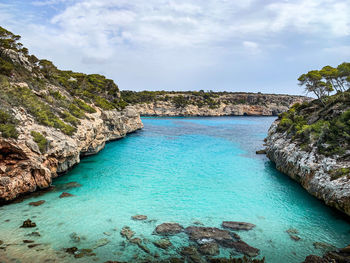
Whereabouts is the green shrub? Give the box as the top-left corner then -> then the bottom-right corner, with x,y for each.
31,131 -> 48,153
94,96 -> 115,110
0,124 -> 18,138
330,168 -> 350,180
61,111 -> 80,126
0,57 -> 14,76
172,95 -> 188,108
73,98 -> 96,113
4,86 -> 76,135
0,109 -> 18,139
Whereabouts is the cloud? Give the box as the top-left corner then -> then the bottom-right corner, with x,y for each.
1,0 -> 349,94
243,41 -> 261,55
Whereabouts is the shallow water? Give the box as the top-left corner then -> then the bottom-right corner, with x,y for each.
1,116 -> 349,262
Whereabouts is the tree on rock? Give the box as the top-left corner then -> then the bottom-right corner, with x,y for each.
298,70 -> 332,106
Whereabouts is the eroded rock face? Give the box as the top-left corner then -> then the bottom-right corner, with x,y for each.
0,106 -> 143,203
133,94 -> 309,117
266,121 -> 350,216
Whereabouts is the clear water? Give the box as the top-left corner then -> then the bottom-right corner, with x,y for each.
1,117 -> 349,262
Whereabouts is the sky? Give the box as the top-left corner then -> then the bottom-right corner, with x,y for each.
0,0 -> 349,95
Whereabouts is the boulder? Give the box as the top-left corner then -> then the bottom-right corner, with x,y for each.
222,221 -> 256,231
154,223 -> 184,236
256,150 -> 266,154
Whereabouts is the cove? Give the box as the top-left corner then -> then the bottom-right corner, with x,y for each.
0,116 -> 349,262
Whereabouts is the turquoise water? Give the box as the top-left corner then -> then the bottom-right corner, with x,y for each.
1,117 -> 349,262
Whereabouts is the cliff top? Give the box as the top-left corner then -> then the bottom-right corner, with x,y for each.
121,90 -> 308,110
275,90 -> 350,177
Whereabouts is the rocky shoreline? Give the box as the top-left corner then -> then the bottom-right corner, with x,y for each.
130,93 -> 309,117
265,121 -> 350,217
0,105 -> 143,203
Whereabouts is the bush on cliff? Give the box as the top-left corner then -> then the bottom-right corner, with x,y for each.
0,109 -> 18,139
31,131 -> 48,153
277,90 -> 350,157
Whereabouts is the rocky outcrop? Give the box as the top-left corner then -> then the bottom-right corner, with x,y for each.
265,121 -> 350,216
133,93 -> 309,116
0,105 -> 142,202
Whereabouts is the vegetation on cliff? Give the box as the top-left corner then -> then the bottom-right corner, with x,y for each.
277,62 -> 350,165
121,90 -> 303,110
0,26 -> 126,139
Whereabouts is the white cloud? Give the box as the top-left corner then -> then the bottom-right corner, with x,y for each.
243,41 -> 261,55
1,0 -> 349,94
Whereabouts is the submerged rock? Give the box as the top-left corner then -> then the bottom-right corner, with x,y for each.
93,238 -> 110,249
208,257 -> 265,263
222,221 -> 256,231
69,232 -> 80,243
185,226 -> 237,245
154,223 -> 184,236
302,255 -> 327,263
28,200 -> 45,206
130,237 -> 150,253
23,240 -> 34,243
222,240 -> 260,257
74,248 -> 96,258
59,192 -> 74,198
286,228 -> 298,234
26,231 -> 41,237
198,242 -> 219,256
55,182 -> 82,191
180,246 -> 203,263
286,228 -> 301,241
66,247 -> 78,254
313,242 -> 336,251
255,150 -> 266,154
289,235 -> 301,241
131,215 -> 148,221
28,244 -> 40,248
120,226 -> 135,240
20,219 -> 36,228
153,239 -> 172,249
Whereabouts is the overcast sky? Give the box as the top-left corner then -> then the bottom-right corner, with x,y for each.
1,0 -> 349,94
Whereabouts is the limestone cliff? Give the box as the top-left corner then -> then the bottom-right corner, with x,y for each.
122,91 -> 309,116
0,27 -> 143,202
265,93 -> 350,216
